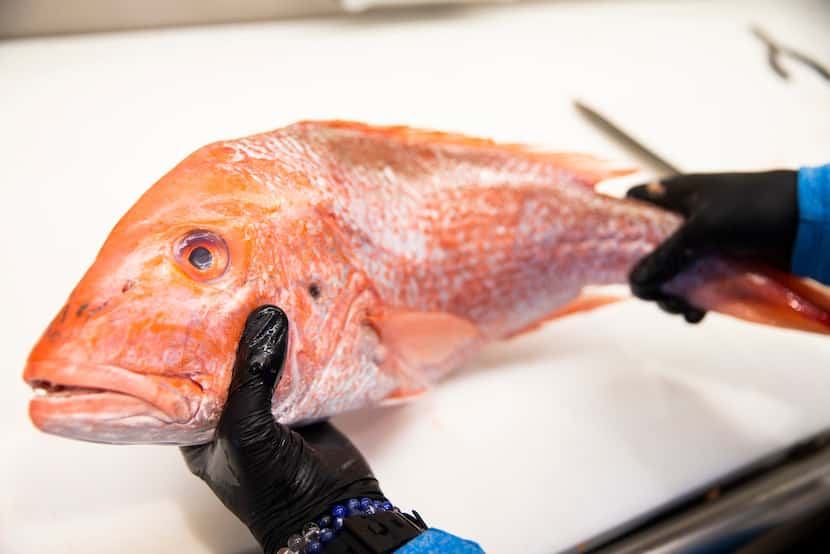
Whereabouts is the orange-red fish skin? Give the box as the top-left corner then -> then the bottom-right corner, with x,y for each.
22,121 -> 830,445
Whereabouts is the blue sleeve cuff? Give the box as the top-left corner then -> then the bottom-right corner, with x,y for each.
792,164 -> 830,284
394,528 -> 484,554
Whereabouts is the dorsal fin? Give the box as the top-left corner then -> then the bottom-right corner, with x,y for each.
295,120 -> 637,186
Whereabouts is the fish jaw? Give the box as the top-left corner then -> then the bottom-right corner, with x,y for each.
21,283 -> 248,445
24,360 -> 214,444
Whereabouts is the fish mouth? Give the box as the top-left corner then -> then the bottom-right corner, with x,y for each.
24,360 -> 203,443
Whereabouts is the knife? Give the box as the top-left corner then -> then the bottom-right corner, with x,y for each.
573,99 -> 682,176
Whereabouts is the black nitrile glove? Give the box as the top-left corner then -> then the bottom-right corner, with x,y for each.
181,306 -> 384,553
626,170 -> 799,323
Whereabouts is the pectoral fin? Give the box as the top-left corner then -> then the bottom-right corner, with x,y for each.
369,310 -> 482,377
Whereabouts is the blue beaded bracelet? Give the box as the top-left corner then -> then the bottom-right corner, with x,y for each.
276,497 -> 396,554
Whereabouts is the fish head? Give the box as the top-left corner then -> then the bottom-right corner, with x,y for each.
23,143 -> 282,444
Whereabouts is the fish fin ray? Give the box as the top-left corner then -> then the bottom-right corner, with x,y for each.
760,268 -> 830,313
506,292 -> 625,339
295,120 -> 636,185
369,309 -> 482,380
526,152 -> 637,186
665,258 -> 830,335
381,386 -> 429,406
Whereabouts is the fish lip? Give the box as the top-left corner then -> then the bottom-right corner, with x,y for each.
23,360 -> 201,424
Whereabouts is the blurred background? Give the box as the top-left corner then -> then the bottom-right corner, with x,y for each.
1,1 -> 829,553
3,0 -> 523,37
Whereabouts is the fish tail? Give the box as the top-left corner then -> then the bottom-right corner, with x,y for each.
664,257 -> 830,335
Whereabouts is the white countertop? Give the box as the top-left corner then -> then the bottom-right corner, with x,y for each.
2,1 -> 829,552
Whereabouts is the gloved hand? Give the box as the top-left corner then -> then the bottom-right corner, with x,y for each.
626,170 -> 799,322
181,305 -> 384,553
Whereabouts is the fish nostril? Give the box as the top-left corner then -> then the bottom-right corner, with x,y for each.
308,283 -> 321,299
75,303 -> 89,317
121,280 -> 135,294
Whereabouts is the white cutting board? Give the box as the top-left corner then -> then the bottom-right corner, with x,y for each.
2,1 -> 830,552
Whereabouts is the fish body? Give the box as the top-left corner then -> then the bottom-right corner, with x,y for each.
23,121 -> 830,445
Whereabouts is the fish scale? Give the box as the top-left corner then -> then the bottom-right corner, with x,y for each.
21,120 -> 830,445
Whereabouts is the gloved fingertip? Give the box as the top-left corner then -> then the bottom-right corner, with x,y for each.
219,307 -> 290,440
656,297 -> 705,324
626,182 -> 665,201
626,184 -> 650,200
240,305 -> 289,390
629,261 -> 662,299
229,305 -> 290,402
241,306 -> 288,351
629,260 -> 648,285
684,309 -> 706,324
657,299 -> 685,314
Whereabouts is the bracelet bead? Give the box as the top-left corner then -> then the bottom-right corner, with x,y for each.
317,515 -> 332,529
331,504 -> 346,519
287,534 -> 304,551
332,516 -> 344,531
302,522 -> 320,542
320,528 -> 335,543
277,498 -> 397,553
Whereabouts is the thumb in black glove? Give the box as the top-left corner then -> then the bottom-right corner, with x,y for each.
181,305 -> 384,553
626,170 -> 799,323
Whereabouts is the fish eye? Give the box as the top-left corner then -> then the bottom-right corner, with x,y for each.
188,247 -> 213,270
174,230 -> 229,282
